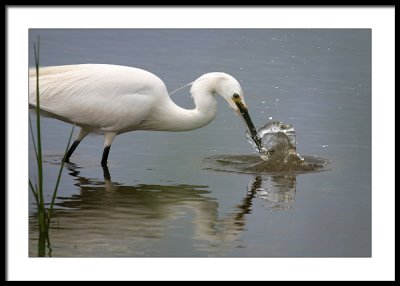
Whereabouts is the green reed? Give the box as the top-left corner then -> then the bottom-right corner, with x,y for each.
29,37 -> 74,256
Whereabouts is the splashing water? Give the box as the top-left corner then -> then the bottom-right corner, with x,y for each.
246,121 -> 305,164
204,121 -> 329,174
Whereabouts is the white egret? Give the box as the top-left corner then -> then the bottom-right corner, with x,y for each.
29,64 -> 261,166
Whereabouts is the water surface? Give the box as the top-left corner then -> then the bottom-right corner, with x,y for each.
29,29 -> 371,257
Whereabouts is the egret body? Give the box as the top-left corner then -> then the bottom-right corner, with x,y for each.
29,64 -> 261,166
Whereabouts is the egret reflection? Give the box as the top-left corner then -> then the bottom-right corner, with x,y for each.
30,164 -> 298,256
245,175 -> 296,211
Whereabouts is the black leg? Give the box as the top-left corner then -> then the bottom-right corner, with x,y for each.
102,165 -> 111,181
101,146 -> 111,167
63,140 -> 81,163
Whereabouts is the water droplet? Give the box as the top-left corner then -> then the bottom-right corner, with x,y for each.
261,99 -> 267,104
260,110 -> 264,114
292,55 -> 296,58
275,85 -> 279,89
322,145 -> 328,148
338,106 -> 342,110
271,37 -> 277,41
268,116 -> 273,120
275,98 -> 280,102
316,45 -> 320,49
290,117 -> 294,120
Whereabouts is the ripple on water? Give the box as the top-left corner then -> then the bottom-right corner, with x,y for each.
203,154 -> 330,175
228,120 -> 331,174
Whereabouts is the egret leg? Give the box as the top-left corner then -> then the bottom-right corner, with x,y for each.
101,146 -> 111,167
102,165 -> 111,181
63,128 -> 90,163
101,132 -> 117,167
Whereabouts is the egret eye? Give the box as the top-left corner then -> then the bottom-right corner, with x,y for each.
233,93 -> 240,100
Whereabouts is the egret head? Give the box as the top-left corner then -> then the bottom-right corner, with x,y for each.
192,72 -> 262,150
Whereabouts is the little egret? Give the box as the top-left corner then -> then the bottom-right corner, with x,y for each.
29,64 -> 261,166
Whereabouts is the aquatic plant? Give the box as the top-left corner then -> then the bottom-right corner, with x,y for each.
29,37 -> 74,256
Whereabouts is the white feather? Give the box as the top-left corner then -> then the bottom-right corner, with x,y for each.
29,64 -> 249,164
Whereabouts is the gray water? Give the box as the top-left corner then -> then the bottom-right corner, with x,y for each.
29,29 -> 371,257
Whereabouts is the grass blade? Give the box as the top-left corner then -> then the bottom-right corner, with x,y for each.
46,125 -> 75,225
33,37 -> 46,235
29,179 -> 38,204
29,114 -> 38,162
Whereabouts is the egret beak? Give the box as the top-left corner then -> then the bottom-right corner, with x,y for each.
234,98 -> 262,151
